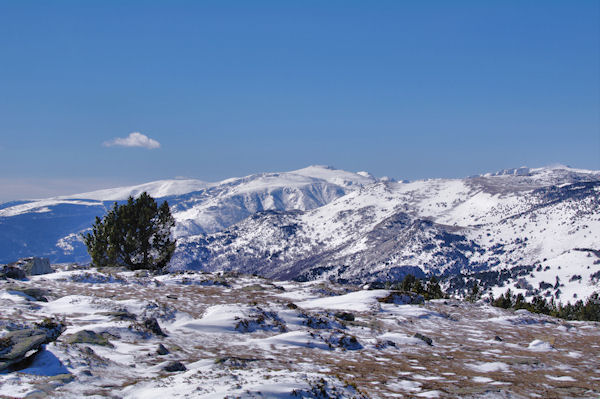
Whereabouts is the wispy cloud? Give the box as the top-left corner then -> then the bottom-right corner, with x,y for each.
103,132 -> 161,149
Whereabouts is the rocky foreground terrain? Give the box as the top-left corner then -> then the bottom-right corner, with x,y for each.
1,265 -> 598,398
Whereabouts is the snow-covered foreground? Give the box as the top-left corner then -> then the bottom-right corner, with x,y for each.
1,267 -> 599,398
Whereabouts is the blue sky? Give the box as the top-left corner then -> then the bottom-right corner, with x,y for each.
1,1 -> 599,201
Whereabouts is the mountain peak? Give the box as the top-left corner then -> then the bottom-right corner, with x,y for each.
290,165 -> 378,187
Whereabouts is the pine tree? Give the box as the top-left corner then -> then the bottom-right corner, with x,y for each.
492,289 -> 513,309
467,281 -> 481,302
82,192 -> 176,271
514,293 -> 526,309
426,276 -> 444,300
401,274 -> 416,292
413,278 -> 424,295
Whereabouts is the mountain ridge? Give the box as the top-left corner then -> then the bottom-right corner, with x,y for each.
1,164 -> 599,303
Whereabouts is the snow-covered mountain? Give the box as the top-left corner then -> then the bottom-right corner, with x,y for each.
1,164 -> 599,302
0,166 -> 376,263
172,165 -> 600,302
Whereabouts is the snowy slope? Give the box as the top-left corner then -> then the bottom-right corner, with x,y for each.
173,166 -> 600,301
169,166 -> 377,236
66,179 -> 211,201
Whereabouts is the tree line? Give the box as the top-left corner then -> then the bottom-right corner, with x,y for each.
490,289 -> 600,322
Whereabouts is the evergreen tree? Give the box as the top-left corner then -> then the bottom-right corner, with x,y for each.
401,274 -> 416,292
514,293 -> 526,309
82,192 -> 176,271
413,278 -> 424,295
492,289 -> 513,309
491,290 -> 600,322
426,276 -> 444,300
467,281 -> 481,302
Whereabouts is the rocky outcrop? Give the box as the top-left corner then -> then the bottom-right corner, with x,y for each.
0,319 -> 66,371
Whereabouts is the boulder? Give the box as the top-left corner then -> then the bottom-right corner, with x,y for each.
413,332 -> 433,346
0,319 -> 66,371
163,360 -> 186,372
143,317 -> 167,337
0,265 -> 27,280
334,312 -> 355,322
14,257 -> 54,276
156,343 -> 169,355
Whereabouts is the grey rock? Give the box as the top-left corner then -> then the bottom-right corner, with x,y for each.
143,317 -> 167,337
334,312 -> 355,322
0,319 -> 66,371
156,343 -> 169,355
14,257 -> 54,276
1,265 -> 27,280
64,330 -> 114,348
163,360 -> 186,372
413,332 -> 433,346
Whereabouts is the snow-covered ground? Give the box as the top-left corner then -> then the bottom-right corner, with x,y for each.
1,266 -> 598,398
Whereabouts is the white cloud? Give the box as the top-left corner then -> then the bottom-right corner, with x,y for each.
103,132 -> 161,149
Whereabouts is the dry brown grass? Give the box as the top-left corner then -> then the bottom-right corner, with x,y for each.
2,272 -> 598,398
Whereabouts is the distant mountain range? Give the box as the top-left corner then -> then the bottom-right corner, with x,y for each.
1,165 -> 599,302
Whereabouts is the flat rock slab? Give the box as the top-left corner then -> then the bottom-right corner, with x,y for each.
64,330 -> 114,348
0,321 -> 65,371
